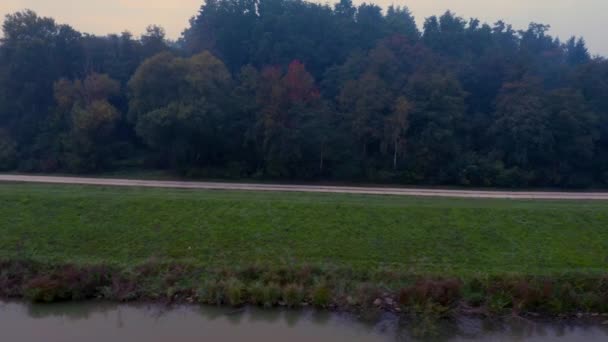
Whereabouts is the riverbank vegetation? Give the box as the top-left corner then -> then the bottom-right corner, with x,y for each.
3,260 -> 608,319
1,1 -> 608,188
1,184 -> 608,317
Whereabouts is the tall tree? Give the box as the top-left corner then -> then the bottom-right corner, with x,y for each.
53,73 -> 122,171
0,10 -> 84,169
405,71 -> 467,183
128,51 -> 232,170
565,37 -> 590,66
383,96 -> 411,170
254,60 -> 323,177
385,6 -> 419,40
489,78 -> 553,185
544,88 -> 597,186
141,25 -> 169,58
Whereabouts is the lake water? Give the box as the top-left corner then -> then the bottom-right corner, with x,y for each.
1,301 -> 607,341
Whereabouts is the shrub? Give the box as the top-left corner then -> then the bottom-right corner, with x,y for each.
283,284 -> 304,308
107,272 -> 140,301
24,276 -> 68,303
295,265 -> 322,286
486,291 -> 512,314
248,281 -> 282,308
0,260 -> 38,297
399,278 -> 462,308
197,279 -> 225,305
60,265 -> 111,300
465,292 -> 485,307
238,265 -> 262,282
262,282 -> 282,308
22,265 -> 111,302
352,283 -> 382,309
311,284 -> 332,308
248,281 -> 266,306
225,278 -> 245,307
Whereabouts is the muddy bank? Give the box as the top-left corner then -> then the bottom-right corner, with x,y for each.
1,260 -> 608,320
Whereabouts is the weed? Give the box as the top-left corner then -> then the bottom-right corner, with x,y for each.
262,282 -> 282,308
22,265 -> 111,303
3,258 -> 608,317
486,291 -> 512,314
248,281 -> 266,306
311,283 -> 332,308
464,292 -> 485,307
225,278 -> 245,307
353,283 -> 382,308
399,278 -> 462,308
283,283 -> 305,308
197,279 -> 225,305
238,265 -> 262,282
109,274 -> 139,301
24,276 -> 68,303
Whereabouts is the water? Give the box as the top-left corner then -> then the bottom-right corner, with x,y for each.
1,301 -> 607,341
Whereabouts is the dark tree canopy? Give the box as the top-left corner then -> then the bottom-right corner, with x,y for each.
1,2 -> 607,187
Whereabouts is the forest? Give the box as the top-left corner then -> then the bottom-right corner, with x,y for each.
1,0 -> 607,188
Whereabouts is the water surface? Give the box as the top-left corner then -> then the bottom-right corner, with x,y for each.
1,301 -> 607,341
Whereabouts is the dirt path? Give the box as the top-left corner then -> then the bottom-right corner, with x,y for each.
1,174 -> 608,200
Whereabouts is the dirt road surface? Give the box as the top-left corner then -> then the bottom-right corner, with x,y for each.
1,174 -> 608,200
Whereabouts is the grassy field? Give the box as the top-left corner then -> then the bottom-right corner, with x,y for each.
1,183 -> 607,276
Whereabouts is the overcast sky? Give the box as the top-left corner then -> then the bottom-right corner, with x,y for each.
1,0 -> 606,56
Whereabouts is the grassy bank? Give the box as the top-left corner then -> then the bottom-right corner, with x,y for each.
1,183 -> 608,316
1,183 -> 608,274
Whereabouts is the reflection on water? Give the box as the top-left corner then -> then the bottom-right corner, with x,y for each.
1,301 -> 607,342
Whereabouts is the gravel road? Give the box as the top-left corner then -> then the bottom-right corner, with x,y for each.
1,174 -> 608,200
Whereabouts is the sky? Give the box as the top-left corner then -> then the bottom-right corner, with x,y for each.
1,0 -> 606,56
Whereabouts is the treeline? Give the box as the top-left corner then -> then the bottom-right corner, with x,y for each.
1,0 -> 607,187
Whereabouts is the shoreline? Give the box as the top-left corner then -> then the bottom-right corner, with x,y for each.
2,260 -> 608,321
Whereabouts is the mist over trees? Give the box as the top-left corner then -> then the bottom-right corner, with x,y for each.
1,1 -> 607,187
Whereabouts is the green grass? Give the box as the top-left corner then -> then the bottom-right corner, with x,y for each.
1,183 -> 608,276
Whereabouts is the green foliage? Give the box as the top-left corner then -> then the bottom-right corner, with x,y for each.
0,4 -> 608,187
128,51 -> 232,170
53,73 -> 122,171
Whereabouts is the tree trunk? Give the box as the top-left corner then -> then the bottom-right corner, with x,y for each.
319,146 -> 325,172
393,139 -> 398,170
393,145 -> 397,170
